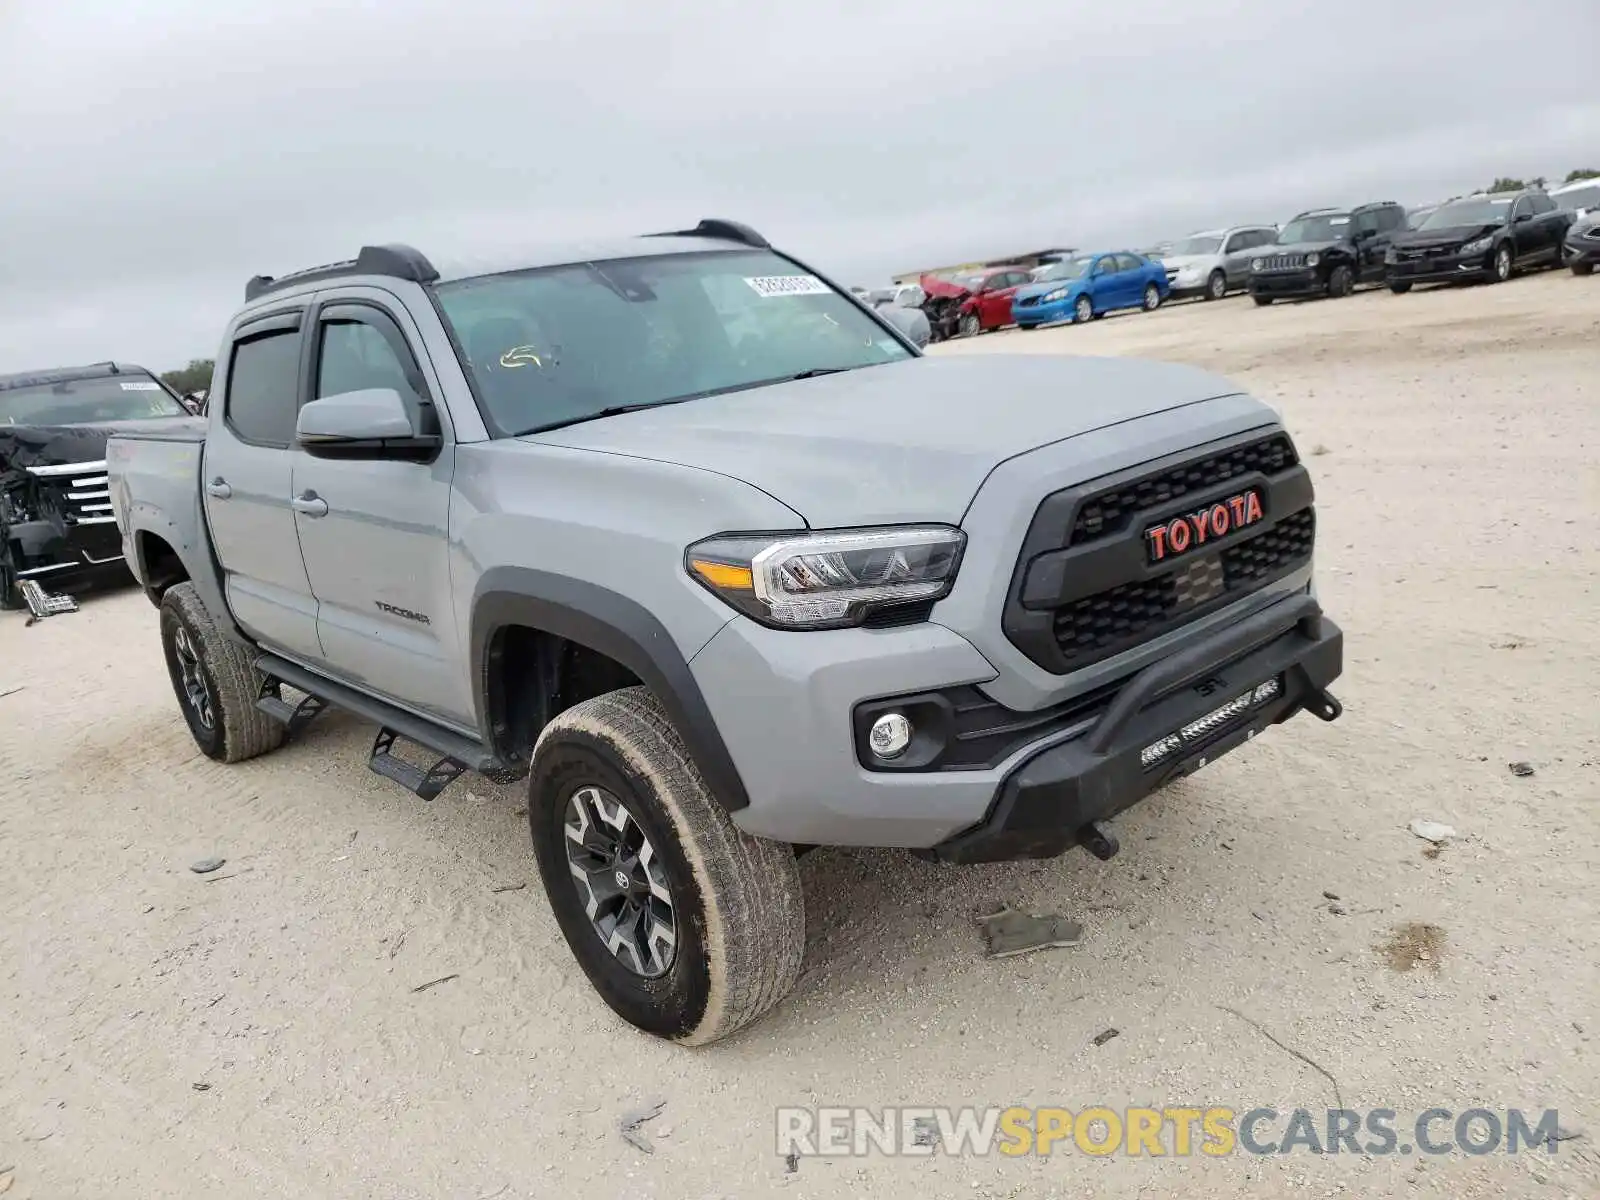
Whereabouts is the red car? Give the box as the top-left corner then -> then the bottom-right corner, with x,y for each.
920,267 -> 1031,337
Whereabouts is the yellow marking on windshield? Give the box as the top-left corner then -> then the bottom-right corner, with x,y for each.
500,345 -> 543,368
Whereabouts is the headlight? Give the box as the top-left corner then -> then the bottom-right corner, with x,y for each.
686,526 -> 965,629
1042,288 -> 1069,303
1251,258 -> 1264,271
1305,252 -> 1321,268
1461,236 -> 1493,255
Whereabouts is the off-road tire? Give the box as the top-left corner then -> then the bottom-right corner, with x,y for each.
528,686 -> 804,1045
1389,281 -> 1413,294
159,582 -> 285,763
1206,269 -> 1227,301
1572,260 -> 1594,277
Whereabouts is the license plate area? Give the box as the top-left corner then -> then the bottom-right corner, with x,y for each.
1143,487 -> 1264,565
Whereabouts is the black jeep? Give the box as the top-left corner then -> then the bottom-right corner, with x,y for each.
1248,201 -> 1406,305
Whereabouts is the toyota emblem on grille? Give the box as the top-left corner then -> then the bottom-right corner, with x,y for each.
1145,488 -> 1265,563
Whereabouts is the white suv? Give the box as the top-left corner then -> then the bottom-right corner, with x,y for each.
1162,226 -> 1279,301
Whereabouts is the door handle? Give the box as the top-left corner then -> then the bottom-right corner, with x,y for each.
205,478 -> 232,500
291,491 -> 329,518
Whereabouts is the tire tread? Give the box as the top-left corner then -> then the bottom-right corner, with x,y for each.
162,583 -> 285,763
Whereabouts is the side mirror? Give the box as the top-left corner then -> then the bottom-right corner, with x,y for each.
1514,211 -> 1533,223
297,387 -> 440,462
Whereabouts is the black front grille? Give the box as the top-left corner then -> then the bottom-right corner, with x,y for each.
1016,295 -> 1041,308
1070,435 -> 1297,546
1051,509 -> 1315,664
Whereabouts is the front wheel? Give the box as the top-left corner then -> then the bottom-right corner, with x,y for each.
1142,283 -> 1162,311
1490,244 -> 1512,283
1252,295 -> 1273,307
958,312 -> 982,337
1206,270 -> 1227,301
1326,264 -> 1355,298
0,564 -> 20,611
1073,295 -> 1094,324
1571,260 -> 1593,277
528,686 -> 805,1045
1389,280 -> 1413,294
159,582 -> 285,762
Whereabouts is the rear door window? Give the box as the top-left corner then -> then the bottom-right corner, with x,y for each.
224,328 -> 302,447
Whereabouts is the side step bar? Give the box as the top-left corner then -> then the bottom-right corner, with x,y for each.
253,652 -> 501,801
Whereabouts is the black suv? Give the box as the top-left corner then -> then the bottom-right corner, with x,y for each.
1248,201 -> 1406,305
1,362 -> 196,608
1386,189 -> 1572,292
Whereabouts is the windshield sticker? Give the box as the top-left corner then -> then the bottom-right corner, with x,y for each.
1328,217 -> 1349,225
499,346 -> 543,369
744,275 -> 832,298
120,381 -> 161,391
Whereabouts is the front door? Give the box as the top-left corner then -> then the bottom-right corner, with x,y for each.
201,311 -> 324,660
289,292 -> 473,728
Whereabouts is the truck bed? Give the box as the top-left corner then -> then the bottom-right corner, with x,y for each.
105,425 -> 210,598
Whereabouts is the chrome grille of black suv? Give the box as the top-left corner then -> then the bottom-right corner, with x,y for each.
1003,431 -> 1316,675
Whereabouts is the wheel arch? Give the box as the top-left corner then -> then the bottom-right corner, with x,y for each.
470,567 -> 750,812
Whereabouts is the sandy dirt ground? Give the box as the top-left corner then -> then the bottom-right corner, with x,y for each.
2,271 -> 1597,1200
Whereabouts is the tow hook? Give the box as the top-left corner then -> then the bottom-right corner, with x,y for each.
1079,821 -> 1121,861
1307,689 -> 1343,722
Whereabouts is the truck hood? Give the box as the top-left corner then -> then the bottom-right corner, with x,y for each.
0,416 -> 202,487
527,355 -> 1244,526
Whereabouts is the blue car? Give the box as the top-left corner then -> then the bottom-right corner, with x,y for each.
1012,251 -> 1170,328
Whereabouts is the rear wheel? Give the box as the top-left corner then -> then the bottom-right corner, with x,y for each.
1073,295 -> 1093,324
1142,283 -> 1162,311
1206,269 -> 1227,301
528,686 -> 804,1045
159,583 -> 285,762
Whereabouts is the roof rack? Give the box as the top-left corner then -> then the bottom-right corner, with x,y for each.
244,243 -> 439,302
642,218 -> 770,249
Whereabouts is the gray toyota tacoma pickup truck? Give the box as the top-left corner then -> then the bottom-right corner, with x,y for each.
107,219 -> 1344,1045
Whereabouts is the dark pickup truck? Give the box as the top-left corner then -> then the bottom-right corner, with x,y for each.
1,362 -> 199,609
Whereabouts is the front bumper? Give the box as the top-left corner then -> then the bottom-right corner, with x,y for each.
1012,295 -> 1078,326
1386,253 -> 1491,285
1563,236 -> 1600,267
695,587 -> 1342,856
1248,270 -> 1325,299
2,516 -> 127,585
935,594 -> 1342,863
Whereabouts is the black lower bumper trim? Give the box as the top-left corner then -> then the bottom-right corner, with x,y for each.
933,595 -> 1344,865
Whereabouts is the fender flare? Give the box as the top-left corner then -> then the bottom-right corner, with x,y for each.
469,567 -> 750,812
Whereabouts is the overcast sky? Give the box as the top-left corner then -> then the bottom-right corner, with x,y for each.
2,0 -> 1596,372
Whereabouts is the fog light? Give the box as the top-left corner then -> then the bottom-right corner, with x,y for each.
1253,678 -> 1281,703
868,712 -> 912,759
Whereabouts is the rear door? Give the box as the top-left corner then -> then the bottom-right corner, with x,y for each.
289,290 -> 473,727
201,310 -> 324,660
1526,192 -> 1564,261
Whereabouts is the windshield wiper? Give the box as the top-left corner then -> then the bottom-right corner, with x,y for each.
512,401 -> 686,437
785,367 -> 852,380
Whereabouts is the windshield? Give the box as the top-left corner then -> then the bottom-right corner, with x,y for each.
433,250 -> 913,436
1167,236 -> 1222,256
1419,198 -> 1512,230
1278,214 -> 1352,243
0,374 -> 188,426
1036,258 -> 1091,282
